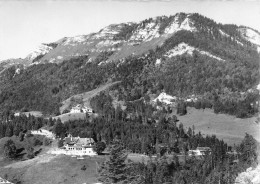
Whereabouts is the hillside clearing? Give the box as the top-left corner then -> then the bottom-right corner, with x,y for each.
60,81 -> 121,113
177,108 -> 260,145
52,112 -> 87,123
0,154 -> 105,184
21,111 -> 43,117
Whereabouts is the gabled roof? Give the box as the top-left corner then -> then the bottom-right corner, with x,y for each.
64,135 -> 94,146
197,147 -> 211,151
77,138 -> 95,145
64,137 -> 73,144
64,136 -> 78,144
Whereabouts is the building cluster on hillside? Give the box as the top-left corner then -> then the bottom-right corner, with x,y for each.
153,92 -> 199,106
70,104 -> 93,114
49,134 -> 97,156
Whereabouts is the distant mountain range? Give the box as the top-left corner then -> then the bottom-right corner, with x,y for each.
0,12 -> 259,116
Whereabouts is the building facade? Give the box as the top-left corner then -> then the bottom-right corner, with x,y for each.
63,134 -> 97,156
70,104 -> 93,114
188,147 -> 212,156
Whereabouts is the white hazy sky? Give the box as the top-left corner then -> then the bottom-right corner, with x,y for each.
0,0 -> 260,60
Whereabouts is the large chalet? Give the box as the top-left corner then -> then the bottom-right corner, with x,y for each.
63,134 -> 97,156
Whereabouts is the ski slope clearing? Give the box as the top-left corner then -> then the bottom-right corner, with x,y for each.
60,81 -> 120,114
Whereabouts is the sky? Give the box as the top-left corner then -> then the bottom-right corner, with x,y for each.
0,0 -> 260,60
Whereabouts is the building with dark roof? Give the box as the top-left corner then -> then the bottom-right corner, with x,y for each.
63,134 -> 96,156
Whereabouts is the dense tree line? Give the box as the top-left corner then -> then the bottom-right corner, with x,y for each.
52,97 -> 229,159
0,111 -> 54,139
53,92 -> 258,183
185,90 -> 258,118
98,135 -> 258,184
0,97 -> 258,183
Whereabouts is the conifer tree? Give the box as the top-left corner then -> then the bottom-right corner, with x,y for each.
5,125 -> 13,137
4,139 -> 17,159
0,123 -> 4,138
26,144 -> 35,159
239,133 -> 258,167
53,119 -> 65,138
98,140 -> 128,184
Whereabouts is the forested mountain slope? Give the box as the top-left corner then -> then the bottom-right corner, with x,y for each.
0,13 -> 259,117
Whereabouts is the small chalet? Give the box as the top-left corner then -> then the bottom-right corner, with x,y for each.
188,147 -> 211,156
70,104 -> 93,114
153,92 -> 177,105
63,134 -> 97,156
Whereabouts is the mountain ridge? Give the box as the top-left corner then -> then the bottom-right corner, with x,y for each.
1,12 -> 259,71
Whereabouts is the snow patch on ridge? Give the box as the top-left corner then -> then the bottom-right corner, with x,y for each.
180,17 -> 196,32
92,24 -> 124,39
63,35 -> 87,46
219,29 -> 244,46
238,27 -> 260,46
26,44 -> 53,61
165,42 -> 224,61
235,39 -> 244,46
219,29 -> 229,37
164,16 -> 196,34
130,22 -> 160,42
96,40 -> 122,47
